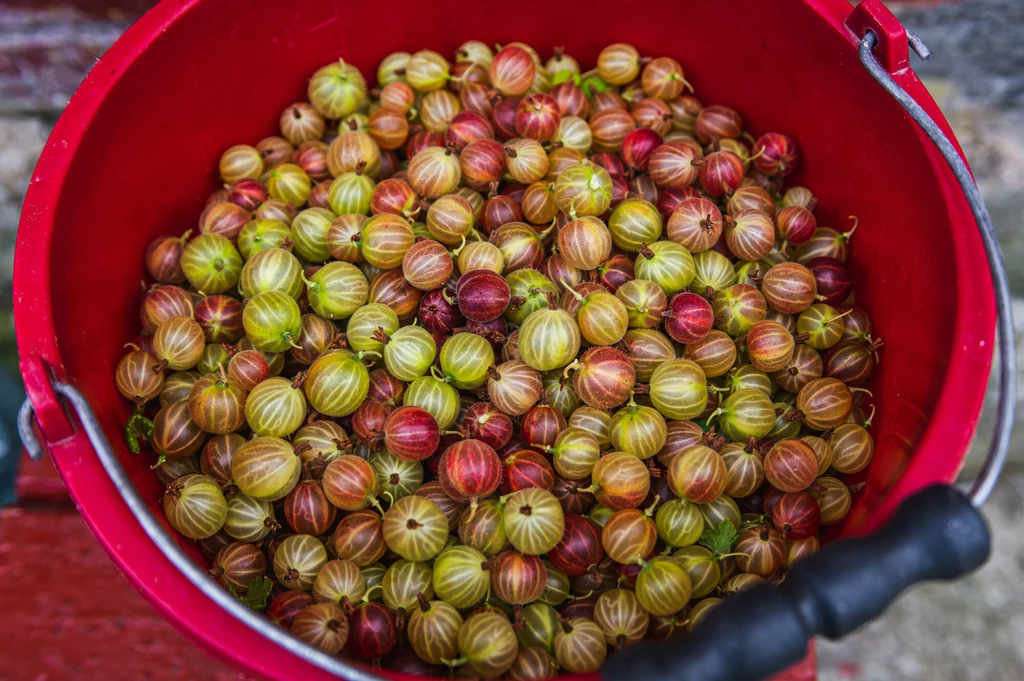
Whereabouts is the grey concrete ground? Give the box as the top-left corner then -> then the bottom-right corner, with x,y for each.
1,1 -> 1022,680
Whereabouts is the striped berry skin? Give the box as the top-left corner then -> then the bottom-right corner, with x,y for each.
521,405 -> 568,449
712,284 -> 767,338
649,358 -> 708,421
684,329 -> 737,378
519,309 -> 582,372
232,436 -> 302,502
456,269 -> 511,323
115,349 -> 165,406
487,359 -> 543,416
384,406 -> 440,462
753,132 -> 800,178
728,185 -> 777,217
548,514 -> 603,577
460,138 -> 507,192
188,372 -> 246,435
501,450 -> 556,494
591,453 -> 651,511
332,510 -> 387,566
570,346 -> 635,410
244,377 -> 306,438
284,479 -> 338,536
558,216 -> 613,271
322,454 -> 381,511
381,495 -> 449,562
402,239 -> 452,292
408,146 -> 462,199
304,350 -> 370,417
695,105 -> 743,145
771,491 -> 821,540
664,292 -> 714,344
462,402 -> 514,450
725,209 -> 776,262
620,128 -> 663,172
601,508 -> 656,565
555,617 -> 608,674
610,403 -> 668,461
762,262 -> 818,314
663,196 -> 720,254
141,285 -> 195,333
716,388 -> 776,442
345,602 -> 396,660
698,150 -> 745,197
306,261 -> 369,320
776,205 -> 817,245
572,290 -> 630,347
370,178 -> 418,216
548,428 -> 601,481
489,46 -> 536,97
668,445 -> 727,504
649,141 -> 702,189
823,340 -> 874,386
359,214 -> 415,270
515,94 -> 561,142
502,488 -> 566,556
437,439 -> 502,508
635,557 -> 693,617
746,320 -> 796,373
795,377 -> 854,430
764,438 -> 819,492
487,551 -> 548,605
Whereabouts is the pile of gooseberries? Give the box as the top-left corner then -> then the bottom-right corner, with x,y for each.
119,39 -> 879,678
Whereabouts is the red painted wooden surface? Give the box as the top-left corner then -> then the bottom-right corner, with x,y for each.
1,456 -> 242,681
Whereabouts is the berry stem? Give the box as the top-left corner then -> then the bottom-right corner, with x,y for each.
862,404 -> 877,429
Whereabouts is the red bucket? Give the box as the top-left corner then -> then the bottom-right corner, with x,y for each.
14,0 -> 995,679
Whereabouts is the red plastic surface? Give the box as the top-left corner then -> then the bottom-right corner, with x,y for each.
12,0 -> 995,680
846,0 -> 911,74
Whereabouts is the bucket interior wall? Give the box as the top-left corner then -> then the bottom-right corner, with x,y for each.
16,0 -> 993,678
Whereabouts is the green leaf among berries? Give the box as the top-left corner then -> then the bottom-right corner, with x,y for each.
580,75 -> 613,97
550,70 -> 578,86
231,576 -> 274,611
124,413 -> 154,454
698,520 -> 739,556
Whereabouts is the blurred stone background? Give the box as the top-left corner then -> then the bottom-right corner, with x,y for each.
0,0 -> 1022,679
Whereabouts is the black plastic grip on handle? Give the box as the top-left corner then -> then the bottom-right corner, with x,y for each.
602,484 -> 991,681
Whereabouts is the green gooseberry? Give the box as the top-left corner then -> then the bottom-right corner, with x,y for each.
505,269 -> 559,326
239,247 -> 303,300
328,169 -> 375,215
635,241 -> 695,295
242,291 -> 302,353
689,249 -> 737,297
382,325 -> 437,382
237,219 -> 292,261
346,303 -> 400,353
649,358 -> 707,420
439,332 -> 494,389
710,388 -> 775,441
304,349 -> 371,417
291,207 -> 335,263
404,376 -> 460,430
304,261 -> 369,320
181,233 -> 243,294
